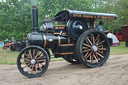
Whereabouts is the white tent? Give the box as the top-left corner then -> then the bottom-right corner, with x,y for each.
107,33 -> 120,46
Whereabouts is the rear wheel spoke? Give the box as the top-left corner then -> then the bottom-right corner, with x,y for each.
85,39 -> 89,45
95,35 -> 100,43
83,43 -> 91,48
83,47 -> 88,49
83,49 -> 91,53
97,50 -> 103,54
96,38 -> 100,44
93,53 -> 98,63
84,52 -> 89,57
87,37 -> 92,45
98,40 -> 105,45
98,48 -> 106,51
86,52 -> 92,59
92,34 -> 95,45
96,52 -> 104,58
91,53 -> 94,62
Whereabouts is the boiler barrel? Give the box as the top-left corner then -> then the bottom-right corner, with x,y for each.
27,33 -> 68,48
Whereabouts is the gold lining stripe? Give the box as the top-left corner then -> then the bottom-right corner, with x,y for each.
59,44 -> 73,46
58,35 -> 61,45
68,37 -> 70,44
43,35 -> 46,48
54,32 -> 67,35
55,52 -> 73,55
54,25 -> 66,27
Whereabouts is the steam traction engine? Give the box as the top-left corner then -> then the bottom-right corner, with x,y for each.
17,0 -> 117,78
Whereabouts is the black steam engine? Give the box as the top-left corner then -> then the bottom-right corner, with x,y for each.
17,0 -> 117,78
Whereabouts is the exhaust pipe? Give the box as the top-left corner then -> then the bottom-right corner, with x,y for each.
31,0 -> 39,32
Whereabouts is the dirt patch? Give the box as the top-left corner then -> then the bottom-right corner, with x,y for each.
0,54 -> 128,85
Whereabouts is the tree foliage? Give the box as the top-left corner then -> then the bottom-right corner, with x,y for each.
0,0 -> 127,40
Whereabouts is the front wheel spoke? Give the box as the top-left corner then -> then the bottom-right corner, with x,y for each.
37,59 -> 46,62
24,53 -> 31,58
98,40 -> 105,45
23,63 -> 31,69
35,52 -> 39,59
22,58 -> 30,61
35,65 -> 38,72
31,65 -> 34,73
38,64 -> 42,71
83,43 -> 91,48
96,52 -> 104,58
21,61 -> 30,64
37,55 -> 44,60
83,49 -> 91,53
27,65 -> 32,72
33,49 -> 35,58
39,63 -> 46,66
87,37 -> 92,45
29,50 -> 32,59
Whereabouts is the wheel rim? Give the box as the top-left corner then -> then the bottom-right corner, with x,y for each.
17,46 -> 49,77
81,31 -> 109,65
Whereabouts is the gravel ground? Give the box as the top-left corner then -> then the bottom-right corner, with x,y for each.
0,54 -> 128,85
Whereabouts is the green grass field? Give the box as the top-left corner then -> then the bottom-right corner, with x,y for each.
110,41 -> 128,55
0,41 -> 128,65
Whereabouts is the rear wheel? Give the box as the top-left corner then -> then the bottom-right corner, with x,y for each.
76,30 -> 110,67
17,45 -> 49,78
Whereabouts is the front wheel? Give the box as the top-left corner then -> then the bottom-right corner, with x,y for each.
76,30 -> 110,67
17,45 -> 49,78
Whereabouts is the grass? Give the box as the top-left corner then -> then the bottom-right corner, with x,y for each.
110,41 -> 128,55
0,41 -> 128,65
0,47 -> 63,65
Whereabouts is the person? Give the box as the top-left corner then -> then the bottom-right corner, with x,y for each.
16,41 -> 20,52
88,19 -> 97,29
96,21 -> 103,31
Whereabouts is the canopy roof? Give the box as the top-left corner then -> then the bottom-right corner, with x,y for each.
54,10 -> 117,22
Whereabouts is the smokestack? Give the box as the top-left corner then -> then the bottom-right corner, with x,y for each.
31,0 -> 39,32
